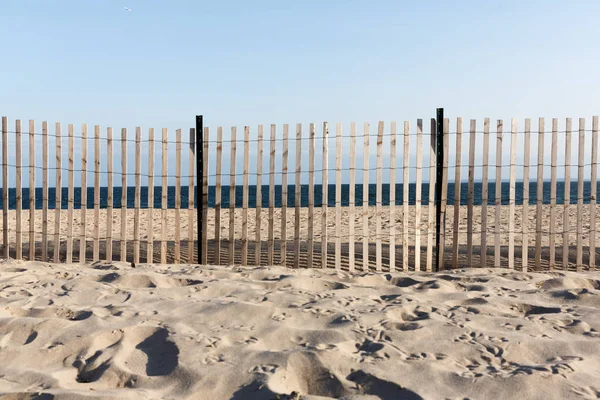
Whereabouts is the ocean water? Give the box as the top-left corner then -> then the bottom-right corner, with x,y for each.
0,182 -> 598,210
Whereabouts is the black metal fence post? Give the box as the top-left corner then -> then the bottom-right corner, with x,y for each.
435,108 -> 444,271
196,115 -> 203,265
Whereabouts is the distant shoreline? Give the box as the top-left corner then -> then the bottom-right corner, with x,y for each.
0,181 -> 598,210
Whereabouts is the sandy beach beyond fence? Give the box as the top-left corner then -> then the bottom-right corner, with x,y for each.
0,260 -> 599,399
3,204 -> 599,269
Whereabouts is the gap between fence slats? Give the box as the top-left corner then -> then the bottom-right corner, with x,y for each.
576,118 -> 585,271
255,125 -> 263,265
363,122 -> 370,271
390,122 -> 397,271
54,122 -> 61,263
535,118 -> 545,271
335,122 -> 342,269
508,118 -> 517,269
174,129 -> 181,264
522,119 -> 531,272
403,121 -> 409,271
28,120 -> 35,261
15,120 -> 22,260
349,123 -> 356,271
415,119 -> 423,271
107,128 -> 113,261
229,127 -> 237,265
322,122 -> 329,268
242,126 -> 249,266
495,120 -> 502,268
427,119 -> 435,272
467,119 -> 476,268
549,119 -> 558,269
66,124 -> 74,263
452,118 -> 462,270
147,128 -> 154,263
375,121 -> 383,271
480,118 -> 490,269
281,124 -> 289,266
269,124 -> 276,265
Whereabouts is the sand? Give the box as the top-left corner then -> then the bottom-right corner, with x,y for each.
4,205 -> 600,245
1,259 -> 599,399
2,204 -> 598,270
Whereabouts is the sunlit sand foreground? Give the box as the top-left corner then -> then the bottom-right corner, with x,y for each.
1,259 -> 599,399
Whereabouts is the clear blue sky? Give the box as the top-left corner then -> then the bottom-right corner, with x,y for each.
1,0 -> 599,186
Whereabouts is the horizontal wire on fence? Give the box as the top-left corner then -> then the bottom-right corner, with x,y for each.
3,164 -> 598,177
2,126 -> 598,144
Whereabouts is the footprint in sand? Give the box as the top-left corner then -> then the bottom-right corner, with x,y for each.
202,353 -> 226,365
570,385 -> 600,399
271,313 -> 288,321
249,364 -> 279,374
405,352 -> 447,361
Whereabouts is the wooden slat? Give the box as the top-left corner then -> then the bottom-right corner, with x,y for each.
576,118 -> 585,271
375,121 -> 383,271
495,120 -> 502,268
80,125 -> 88,263
66,124 -> 74,263
535,118 -> 545,271
42,121 -> 48,261
1,117 -> 7,260
321,122 -> 329,268
402,121 -> 409,272
308,123 -> 316,268
120,128 -> 127,261
53,122 -> 61,263
467,119 -> 476,268
147,129 -> 155,263
174,129 -> 181,264
242,126 -> 250,265
438,119 -> 450,271
335,122 -> 342,270
563,119 -> 572,270
349,123 -> 356,271
187,128 -> 195,264
106,128 -> 113,261
294,124 -> 301,268
452,118 -> 462,270
255,125 -> 263,265
281,124 -> 289,266
93,126 -> 100,262
481,118 -> 490,268
508,118 -> 517,269
591,116 -> 598,271
549,119 -> 558,269
415,119 -> 423,271
363,122 -> 370,271
390,122 -> 397,271
268,124 -> 276,265
202,127 -> 209,264
134,127 -> 142,264
522,119 -> 531,272
214,128 -> 222,265
15,120 -> 22,260
28,120 -> 35,260
426,119 -> 436,272
229,127 -> 237,265
160,128 -> 167,264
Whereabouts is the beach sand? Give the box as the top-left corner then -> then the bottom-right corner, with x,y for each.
2,205 -> 599,269
0,259 -> 599,399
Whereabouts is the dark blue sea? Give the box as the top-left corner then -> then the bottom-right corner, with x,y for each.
1,182 -> 598,210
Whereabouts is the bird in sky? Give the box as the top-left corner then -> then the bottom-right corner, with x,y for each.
124,7 -> 132,11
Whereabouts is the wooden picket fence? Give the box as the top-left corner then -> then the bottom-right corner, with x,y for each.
0,117 -> 206,265
1,115 -> 598,272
